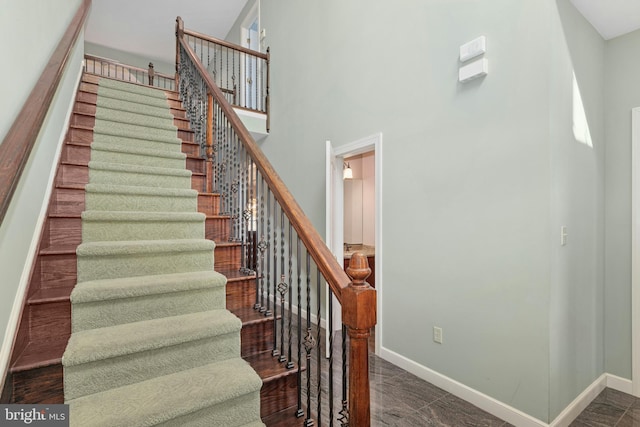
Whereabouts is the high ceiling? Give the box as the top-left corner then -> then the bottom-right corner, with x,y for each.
84,0 -> 640,67
85,0 -> 249,65
570,0 -> 640,40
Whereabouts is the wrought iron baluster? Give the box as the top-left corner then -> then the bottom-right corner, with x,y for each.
287,222 -> 294,369
272,202 -> 280,356
278,210 -> 287,362
329,288 -> 335,427
304,251 -> 314,426
316,267 -> 322,427
338,326 -> 349,427
296,236 -> 303,418
257,176 -> 266,312
264,190 -> 272,316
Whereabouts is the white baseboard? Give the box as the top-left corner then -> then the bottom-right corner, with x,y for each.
378,346 -> 632,427
379,346 -> 548,427
549,374 -> 607,427
606,374 -> 633,395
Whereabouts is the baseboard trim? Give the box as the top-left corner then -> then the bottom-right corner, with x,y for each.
548,374 -> 607,427
378,346 -> 629,427
606,374 -> 633,395
379,346 -> 548,427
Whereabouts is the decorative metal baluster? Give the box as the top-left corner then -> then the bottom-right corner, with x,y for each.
329,288 -> 335,427
304,251 -> 315,426
316,267 -> 323,427
264,190 -> 272,316
338,326 -> 349,427
277,210 -> 287,362
296,236 -> 303,418
272,202 -> 280,356
287,222 -> 294,369
256,175 -> 266,311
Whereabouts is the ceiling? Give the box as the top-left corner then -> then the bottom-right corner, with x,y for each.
85,0 -> 249,65
85,0 -> 640,66
570,0 -> 640,40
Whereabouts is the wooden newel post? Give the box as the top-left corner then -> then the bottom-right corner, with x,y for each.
342,253 -> 376,427
147,62 -> 155,86
175,16 -> 184,84
205,93 -> 214,193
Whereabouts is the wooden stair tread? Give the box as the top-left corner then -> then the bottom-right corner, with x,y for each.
245,352 -> 298,382
218,268 -> 256,281
231,307 -> 276,325
28,287 -> 74,305
40,245 -> 77,256
69,124 -> 93,131
49,212 -> 81,219
215,241 -> 242,248
55,183 -> 85,191
11,337 -> 68,372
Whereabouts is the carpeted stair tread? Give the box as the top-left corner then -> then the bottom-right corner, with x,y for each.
81,210 -> 205,225
71,270 -> 224,303
81,211 -> 205,242
92,132 -> 182,150
89,160 -> 191,178
97,86 -> 170,108
63,309 -> 240,366
96,106 -> 177,132
85,183 -> 198,213
85,183 -> 197,197
99,77 -> 169,98
93,118 -> 178,141
77,238 -> 215,257
97,95 -> 174,119
67,358 -> 263,427
241,422 -> 266,427
91,141 -> 186,161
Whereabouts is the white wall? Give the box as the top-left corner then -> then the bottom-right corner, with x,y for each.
231,0 -> 554,421
549,0 -> 605,418
0,0 -> 84,390
604,28 -> 640,380
0,0 -> 82,143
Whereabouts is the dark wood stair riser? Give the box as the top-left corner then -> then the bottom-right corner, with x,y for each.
260,375 -> 298,418
74,102 -> 97,116
71,113 -> 95,128
44,217 -> 82,248
28,302 -> 70,342
75,91 -> 97,105
226,278 -> 257,311
56,163 -> 88,186
181,142 -> 200,157
37,253 -> 77,289
10,365 -> 63,404
61,143 -> 91,165
241,320 -> 275,357
191,174 -> 205,192
206,217 -> 230,242
67,126 -> 93,145
178,129 -> 194,142
186,157 -> 205,174
49,188 -> 85,216
214,245 -> 242,271
198,194 -> 220,216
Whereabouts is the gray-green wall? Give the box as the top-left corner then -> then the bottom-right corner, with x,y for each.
0,0 -> 84,386
228,0 -> 608,422
604,28 -> 640,379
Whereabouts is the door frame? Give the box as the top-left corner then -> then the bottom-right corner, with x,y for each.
240,1 -> 260,109
632,107 -> 640,396
326,133 -> 383,355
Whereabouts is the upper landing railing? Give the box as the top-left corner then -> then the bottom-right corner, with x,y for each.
176,17 -> 374,426
84,55 -> 176,91
178,27 -> 269,125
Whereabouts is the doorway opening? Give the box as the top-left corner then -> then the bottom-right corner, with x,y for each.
326,133 -> 382,355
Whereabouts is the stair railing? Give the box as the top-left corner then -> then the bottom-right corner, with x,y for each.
178,24 -> 269,124
176,17 -> 376,426
84,54 -> 176,90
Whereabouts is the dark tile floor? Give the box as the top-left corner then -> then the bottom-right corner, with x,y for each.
368,352 -> 639,426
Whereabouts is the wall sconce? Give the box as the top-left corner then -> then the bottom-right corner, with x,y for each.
343,162 -> 353,180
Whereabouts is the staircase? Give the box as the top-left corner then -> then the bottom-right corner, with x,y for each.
4,73 -> 298,425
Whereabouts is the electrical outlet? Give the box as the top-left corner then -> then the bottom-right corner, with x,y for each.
433,326 -> 443,344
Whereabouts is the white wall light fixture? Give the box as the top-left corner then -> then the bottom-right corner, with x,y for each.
343,162 -> 353,180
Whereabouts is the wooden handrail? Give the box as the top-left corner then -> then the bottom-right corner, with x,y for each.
84,54 -> 175,81
182,28 -> 268,60
178,21 -> 348,300
0,0 -> 91,225
178,17 -> 376,425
